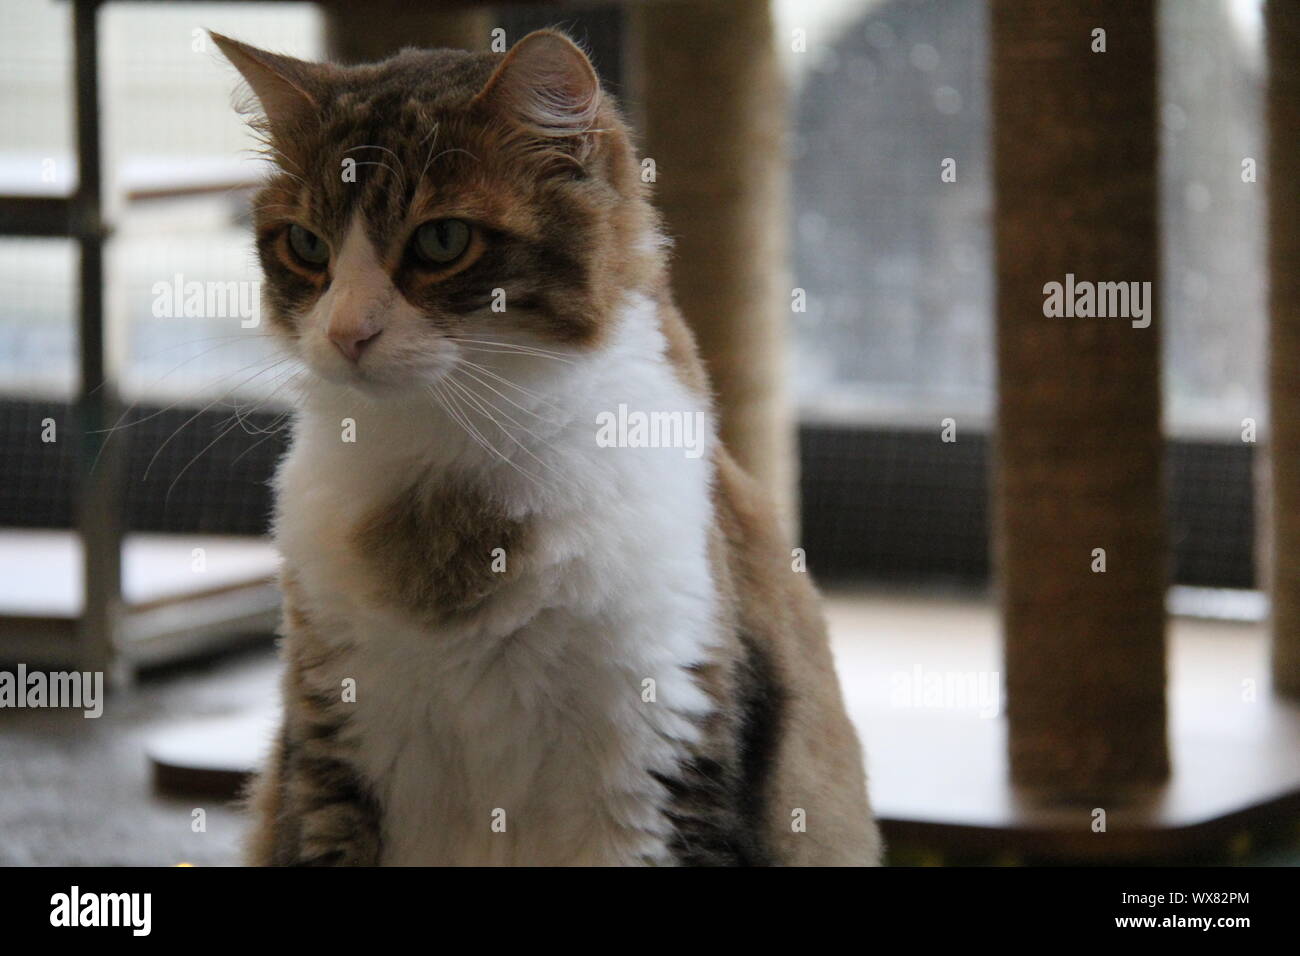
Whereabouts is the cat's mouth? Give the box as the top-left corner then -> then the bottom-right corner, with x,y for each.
304,336 -> 458,398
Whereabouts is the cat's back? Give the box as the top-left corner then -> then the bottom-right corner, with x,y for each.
703,451 -> 882,865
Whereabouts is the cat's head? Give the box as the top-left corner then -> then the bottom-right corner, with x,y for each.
214,30 -> 657,396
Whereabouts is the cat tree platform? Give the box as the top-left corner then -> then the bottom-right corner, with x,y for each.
830,593 -> 1300,862
0,529 -> 279,670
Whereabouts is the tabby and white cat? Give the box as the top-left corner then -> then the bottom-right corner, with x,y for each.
214,28 -> 879,866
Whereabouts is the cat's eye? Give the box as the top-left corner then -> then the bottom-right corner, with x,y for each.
413,219 -> 471,266
287,224 -> 330,267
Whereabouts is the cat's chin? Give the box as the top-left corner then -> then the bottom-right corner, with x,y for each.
306,361 -> 449,401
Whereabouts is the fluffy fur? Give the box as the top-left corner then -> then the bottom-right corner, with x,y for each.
216,28 -> 879,866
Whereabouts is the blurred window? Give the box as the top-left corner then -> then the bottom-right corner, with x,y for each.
0,0 -> 1267,433
0,1 -> 321,403
779,0 -> 1265,438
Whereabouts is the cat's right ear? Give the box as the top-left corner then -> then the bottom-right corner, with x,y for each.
210,32 -> 319,133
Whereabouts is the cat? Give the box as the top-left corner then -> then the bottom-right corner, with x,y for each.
214,27 -> 880,866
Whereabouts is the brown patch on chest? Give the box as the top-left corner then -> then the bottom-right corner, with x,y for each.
350,480 -> 530,623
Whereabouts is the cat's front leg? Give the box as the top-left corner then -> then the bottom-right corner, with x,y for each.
244,583 -> 383,866
244,677 -> 383,866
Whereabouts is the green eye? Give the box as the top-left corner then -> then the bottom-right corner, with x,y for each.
414,219 -> 471,265
288,224 -> 330,266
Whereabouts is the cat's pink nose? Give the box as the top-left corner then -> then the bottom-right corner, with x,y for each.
329,326 -> 382,363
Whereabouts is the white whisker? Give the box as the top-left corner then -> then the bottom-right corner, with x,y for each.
444,372 -> 566,483
142,355 -> 297,480
454,362 -> 563,426
447,338 -> 575,364
455,358 -> 565,411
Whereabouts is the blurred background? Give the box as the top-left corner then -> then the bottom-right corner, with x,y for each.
0,0 -> 1296,867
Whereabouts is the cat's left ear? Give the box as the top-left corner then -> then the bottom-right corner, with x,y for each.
472,30 -> 601,163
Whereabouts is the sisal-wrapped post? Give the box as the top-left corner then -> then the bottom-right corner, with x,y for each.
321,1 -> 489,63
1267,0 -> 1300,698
626,0 -> 795,522
992,0 -> 1169,789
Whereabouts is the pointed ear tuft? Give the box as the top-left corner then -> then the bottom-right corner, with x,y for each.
210,31 -> 319,132
473,30 -> 601,144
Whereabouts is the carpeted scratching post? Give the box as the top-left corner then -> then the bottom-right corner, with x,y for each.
992,0 -> 1169,790
1267,0 -> 1300,699
627,0 -> 794,522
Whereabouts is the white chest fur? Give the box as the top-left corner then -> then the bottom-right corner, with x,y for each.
274,296 -> 719,865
